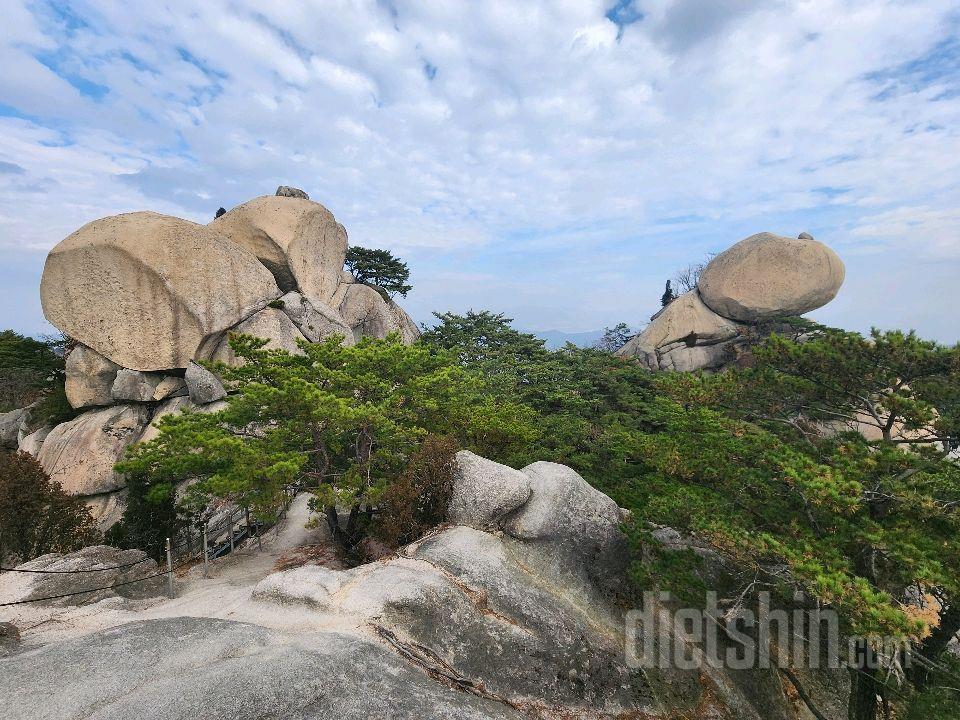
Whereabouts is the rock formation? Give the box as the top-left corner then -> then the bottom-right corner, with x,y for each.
617,232 -> 844,371
1,451 -> 833,719
26,186 -> 419,528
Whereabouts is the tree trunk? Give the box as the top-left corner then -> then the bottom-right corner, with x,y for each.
848,641 -> 880,720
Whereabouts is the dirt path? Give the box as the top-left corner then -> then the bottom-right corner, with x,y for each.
3,493 -> 355,649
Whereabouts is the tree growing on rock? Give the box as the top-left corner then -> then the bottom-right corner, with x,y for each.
660,280 -> 676,307
595,323 -> 634,352
118,334 -> 536,557
344,246 -> 412,298
0,450 -> 100,563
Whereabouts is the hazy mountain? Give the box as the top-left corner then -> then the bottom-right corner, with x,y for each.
530,329 -> 604,349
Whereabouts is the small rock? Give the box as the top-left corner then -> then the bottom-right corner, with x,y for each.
65,344 -> 121,408
153,375 -> 187,401
275,185 -> 309,200
798,232 -> 814,240
0,622 -> 20,656
185,362 -> 227,404
0,546 -> 163,607
38,404 -> 153,496
111,369 -> 165,402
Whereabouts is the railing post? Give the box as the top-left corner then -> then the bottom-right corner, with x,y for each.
165,537 -> 174,599
202,521 -> 209,578
228,511 -> 235,554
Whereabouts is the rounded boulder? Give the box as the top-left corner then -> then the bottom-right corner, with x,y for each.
698,232 -> 844,322
210,195 -> 347,303
40,212 -> 281,371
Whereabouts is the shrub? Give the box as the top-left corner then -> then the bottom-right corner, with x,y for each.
375,435 -> 458,547
0,450 -> 100,563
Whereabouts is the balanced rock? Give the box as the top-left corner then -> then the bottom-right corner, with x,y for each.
276,291 -> 354,345
616,290 -> 745,371
65,344 -> 120,409
211,307 -> 307,366
38,404 -> 152,497
185,361 -> 226,404
210,196 -> 347,302
698,231 -> 845,322
41,212 -> 281,371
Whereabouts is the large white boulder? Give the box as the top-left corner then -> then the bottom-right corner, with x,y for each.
37,404 -> 152,497
210,196 -> 347,303
697,232 -> 845,322
210,307 -> 307,366
40,212 -> 281,371
64,344 -> 120,409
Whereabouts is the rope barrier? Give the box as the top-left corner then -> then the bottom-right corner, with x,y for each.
0,566 -> 176,607
0,556 -> 153,574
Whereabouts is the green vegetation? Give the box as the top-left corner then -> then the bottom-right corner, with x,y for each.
594,322 -> 633,352
0,450 -> 100,562
109,309 -> 960,719
0,330 -> 74,427
344,246 -> 412,298
118,332 -> 534,560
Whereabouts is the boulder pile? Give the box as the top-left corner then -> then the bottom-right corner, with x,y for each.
616,231 -> 844,371
22,187 -> 418,528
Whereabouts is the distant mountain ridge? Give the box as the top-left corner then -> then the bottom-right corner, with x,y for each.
529,329 -> 604,349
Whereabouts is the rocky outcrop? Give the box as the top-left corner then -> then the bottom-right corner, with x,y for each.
40,212 -> 282,371
36,189 -> 419,525
0,546 -> 162,607
698,232 -> 844,323
210,195 -> 346,302
333,282 -> 420,343
618,232 -> 845,372
616,290 -> 747,371
37,405 -> 151,521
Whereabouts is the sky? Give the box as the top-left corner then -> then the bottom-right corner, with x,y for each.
0,0 -> 958,342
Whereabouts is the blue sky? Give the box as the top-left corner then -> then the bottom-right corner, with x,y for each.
1,0 -> 958,341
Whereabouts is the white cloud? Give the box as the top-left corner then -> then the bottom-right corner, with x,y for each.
0,0 -> 958,339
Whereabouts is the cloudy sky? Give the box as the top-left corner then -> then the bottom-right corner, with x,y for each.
1,0 -> 958,341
